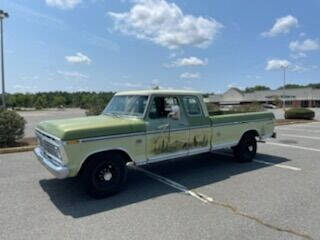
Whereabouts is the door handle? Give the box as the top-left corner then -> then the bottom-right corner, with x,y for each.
157,124 -> 169,130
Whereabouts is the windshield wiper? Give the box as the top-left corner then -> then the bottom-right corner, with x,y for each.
104,112 -> 121,118
111,112 -> 121,118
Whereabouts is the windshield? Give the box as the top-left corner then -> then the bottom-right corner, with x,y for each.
103,95 -> 149,117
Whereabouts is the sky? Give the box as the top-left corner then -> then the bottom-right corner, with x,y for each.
1,0 -> 320,94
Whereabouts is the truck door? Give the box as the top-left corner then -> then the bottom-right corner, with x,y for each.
146,95 -> 189,163
182,96 -> 212,155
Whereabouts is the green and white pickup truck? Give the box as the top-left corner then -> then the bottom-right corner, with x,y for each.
34,90 -> 275,198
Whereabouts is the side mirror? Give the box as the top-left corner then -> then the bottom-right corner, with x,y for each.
168,105 -> 180,120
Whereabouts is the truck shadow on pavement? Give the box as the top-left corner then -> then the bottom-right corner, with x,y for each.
39,152 -> 290,218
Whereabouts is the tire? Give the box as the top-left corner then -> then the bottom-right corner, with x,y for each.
232,133 -> 257,163
82,153 -> 127,198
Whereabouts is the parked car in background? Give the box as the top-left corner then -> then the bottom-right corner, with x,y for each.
263,103 -> 277,109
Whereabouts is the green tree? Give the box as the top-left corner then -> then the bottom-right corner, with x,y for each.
307,83 -> 320,89
7,95 -> 17,109
34,96 -> 47,109
52,96 -> 66,107
245,85 -> 270,93
278,84 -> 303,90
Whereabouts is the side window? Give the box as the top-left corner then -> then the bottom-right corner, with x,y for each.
149,96 -> 179,119
183,96 -> 202,116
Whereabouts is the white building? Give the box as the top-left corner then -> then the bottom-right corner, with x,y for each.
205,87 -> 320,108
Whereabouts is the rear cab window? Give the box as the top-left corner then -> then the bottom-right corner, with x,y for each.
183,96 -> 202,117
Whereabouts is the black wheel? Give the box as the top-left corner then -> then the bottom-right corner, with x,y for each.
82,154 -> 127,198
232,133 -> 257,163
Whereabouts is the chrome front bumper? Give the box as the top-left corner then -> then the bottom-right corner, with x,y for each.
34,147 -> 69,179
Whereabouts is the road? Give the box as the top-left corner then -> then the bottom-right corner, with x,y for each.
1,122 -> 320,239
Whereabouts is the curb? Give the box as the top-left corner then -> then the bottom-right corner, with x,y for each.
0,145 -> 36,154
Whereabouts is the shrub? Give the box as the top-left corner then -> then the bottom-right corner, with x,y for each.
285,108 -> 315,120
0,110 -> 26,147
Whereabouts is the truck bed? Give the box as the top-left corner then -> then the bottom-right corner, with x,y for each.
210,111 -> 275,125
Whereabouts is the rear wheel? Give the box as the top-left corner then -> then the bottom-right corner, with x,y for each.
82,154 -> 127,198
232,133 -> 257,163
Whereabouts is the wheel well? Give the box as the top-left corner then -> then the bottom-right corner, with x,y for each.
241,129 -> 259,139
78,150 -> 133,177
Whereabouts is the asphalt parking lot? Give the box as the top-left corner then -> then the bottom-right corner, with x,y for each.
1,122 -> 320,240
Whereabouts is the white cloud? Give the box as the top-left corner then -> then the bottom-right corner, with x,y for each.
65,52 -> 91,64
300,32 -> 306,37
289,39 -> 320,52
261,15 -> 298,37
265,59 -> 314,73
46,0 -> 82,9
227,83 -> 235,88
227,83 -> 244,90
168,57 -> 208,67
265,59 -> 291,71
290,52 -> 307,59
111,81 -> 145,89
151,79 -> 160,85
291,65 -> 307,73
108,0 -> 223,49
180,72 -> 200,79
57,70 -> 89,79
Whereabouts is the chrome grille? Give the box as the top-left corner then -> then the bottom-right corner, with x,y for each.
42,139 -> 59,159
36,132 -> 60,160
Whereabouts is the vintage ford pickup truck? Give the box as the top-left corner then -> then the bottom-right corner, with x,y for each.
34,90 -> 275,198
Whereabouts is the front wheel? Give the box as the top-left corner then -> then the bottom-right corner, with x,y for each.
82,154 -> 127,198
232,133 -> 257,163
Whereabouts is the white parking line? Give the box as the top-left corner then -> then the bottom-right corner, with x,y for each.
253,159 -> 301,171
265,142 -> 320,152
280,134 -> 320,141
214,151 -> 301,171
277,128 -> 320,133
131,165 -> 213,203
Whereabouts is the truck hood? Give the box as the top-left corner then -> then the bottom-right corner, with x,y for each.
36,115 -> 146,141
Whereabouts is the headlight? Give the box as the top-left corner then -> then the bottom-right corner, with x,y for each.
58,145 -> 69,165
55,146 -> 62,160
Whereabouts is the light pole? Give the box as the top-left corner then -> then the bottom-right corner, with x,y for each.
281,65 -> 288,112
0,10 -> 9,109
